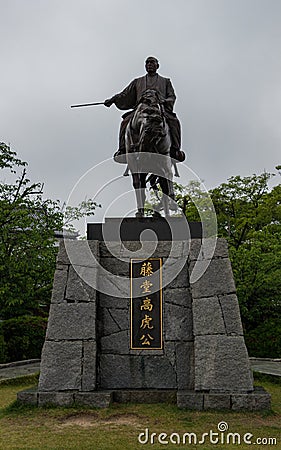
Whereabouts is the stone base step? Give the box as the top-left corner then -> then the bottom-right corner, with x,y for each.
17,386 -> 270,411
17,389 -> 112,408
177,386 -> 271,411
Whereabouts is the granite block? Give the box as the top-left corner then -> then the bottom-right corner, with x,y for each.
46,303 -> 96,340
39,341 -> 82,391
177,391 -> 204,410
190,259 -> 236,298
193,297 -> 225,335
194,335 -> 253,392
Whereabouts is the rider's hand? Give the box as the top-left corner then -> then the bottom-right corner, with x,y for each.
104,98 -> 114,107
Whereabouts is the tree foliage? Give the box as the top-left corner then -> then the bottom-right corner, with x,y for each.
0,143 -> 100,319
0,315 -> 48,363
210,173 -> 279,248
210,174 -> 281,333
146,179 -> 216,232
174,172 -> 281,356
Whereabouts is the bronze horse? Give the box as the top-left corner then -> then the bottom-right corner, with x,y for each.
125,89 -> 176,218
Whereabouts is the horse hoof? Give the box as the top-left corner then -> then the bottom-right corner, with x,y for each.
153,211 -> 162,218
135,211 -> 144,218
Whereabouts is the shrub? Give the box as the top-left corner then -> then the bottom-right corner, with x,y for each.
1,316 -> 47,362
245,318 -> 281,358
0,332 -> 7,363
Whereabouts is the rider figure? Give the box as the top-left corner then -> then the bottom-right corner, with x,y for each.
104,56 -> 182,159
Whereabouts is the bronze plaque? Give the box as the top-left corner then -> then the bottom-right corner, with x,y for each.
130,258 -> 163,350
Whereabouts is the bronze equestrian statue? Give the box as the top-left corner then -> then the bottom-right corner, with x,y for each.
104,57 -> 184,217
104,56 -> 184,163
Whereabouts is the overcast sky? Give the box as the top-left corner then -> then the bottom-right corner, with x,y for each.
1,0 -> 281,223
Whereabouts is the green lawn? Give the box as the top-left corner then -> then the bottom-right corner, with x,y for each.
0,375 -> 280,450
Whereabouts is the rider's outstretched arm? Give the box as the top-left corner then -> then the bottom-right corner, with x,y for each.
104,79 -> 137,110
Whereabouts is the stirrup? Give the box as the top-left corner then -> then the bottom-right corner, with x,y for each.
123,165 -> 130,176
173,161 -> 180,177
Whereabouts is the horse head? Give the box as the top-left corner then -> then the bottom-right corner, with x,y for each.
127,88 -> 169,155
134,90 -> 165,145
139,89 -> 161,107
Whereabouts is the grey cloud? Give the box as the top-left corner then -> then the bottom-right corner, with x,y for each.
1,0 -> 280,220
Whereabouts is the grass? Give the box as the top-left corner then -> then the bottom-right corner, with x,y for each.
0,374 -> 280,450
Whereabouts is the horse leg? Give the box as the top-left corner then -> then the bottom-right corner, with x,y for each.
158,176 -> 177,216
139,173 -> 147,216
132,173 -> 146,217
159,177 -> 170,217
167,178 -> 178,211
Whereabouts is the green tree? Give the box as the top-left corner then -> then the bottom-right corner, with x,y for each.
173,180 -> 205,222
0,143 -> 99,319
210,173 -> 277,248
231,225 -> 281,327
146,179 -> 216,230
210,173 -> 281,356
209,174 -> 281,324
173,172 -> 281,356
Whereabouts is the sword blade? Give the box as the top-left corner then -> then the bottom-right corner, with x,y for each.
70,102 -> 105,108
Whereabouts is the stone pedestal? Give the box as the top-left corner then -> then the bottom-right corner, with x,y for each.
17,219 -> 271,410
